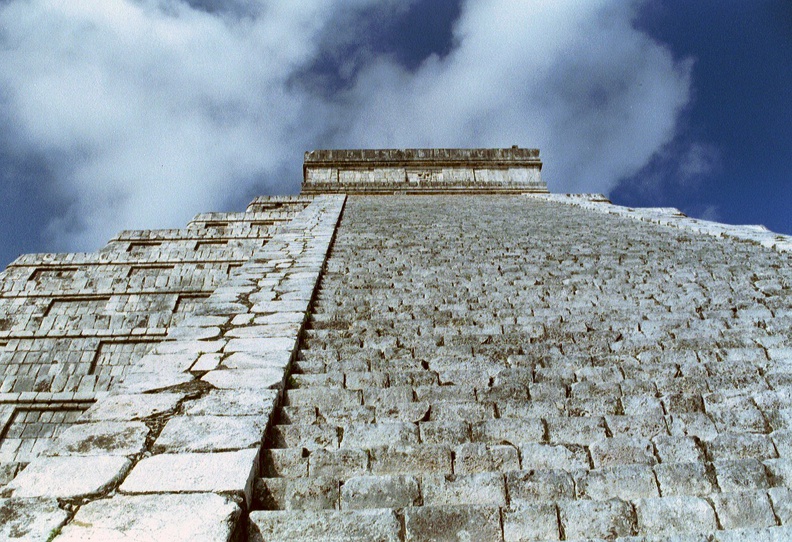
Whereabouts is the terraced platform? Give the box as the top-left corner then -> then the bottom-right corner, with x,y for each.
250,195 -> 792,541
1,149 -> 792,540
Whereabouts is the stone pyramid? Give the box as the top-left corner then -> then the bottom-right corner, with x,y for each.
1,148 -> 792,541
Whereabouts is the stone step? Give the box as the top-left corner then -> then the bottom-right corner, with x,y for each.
248,509 -> 401,542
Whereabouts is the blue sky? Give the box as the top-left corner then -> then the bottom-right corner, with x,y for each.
0,0 -> 789,268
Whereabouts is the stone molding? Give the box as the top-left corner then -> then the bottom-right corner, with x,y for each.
303,147 -> 547,194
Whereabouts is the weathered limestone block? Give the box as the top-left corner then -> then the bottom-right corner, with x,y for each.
341,423 -> 419,449
654,462 -> 717,496
269,424 -> 339,450
308,448 -> 369,478
152,415 -> 266,453
55,493 -> 240,542
202,368 -> 285,391
183,388 -> 278,417
519,442 -> 591,471
369,445 -> 452,475
340,474 -> 420,509
559,498 -> 636,540
119,449 -> 258,504
249,509 -> 401,542
43,421 -> 149,457
506,469 -> 575,504
0,498 -> 69,542
589,437 -> 657,468
714,459 -> 770,492
262,448 -> 309,478
404,505 -> 503,542
81,393 -> 183,421
574,465 -> 659,501
257,476 -> 338,510
422,472 -> 506,506
634,495 -> 717,536
6,456 -> 131,498
502,503 -> 560,542
710,490 -> 777,530
454,443 -> 520,474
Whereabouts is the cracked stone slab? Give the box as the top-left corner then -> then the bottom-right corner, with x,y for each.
224,337 -> 296,353
222,351 -> 292,370
43,421 -> 149,457
183,389 -> 278,417
6,456 -> 131,498
0,498 -> 69,542
119,449 -> 258,504
202,368 -> 286,390
114,371 -> 194,394
153,415 -> 267,453
55,493 -> 241,542
81,393 -> 184,422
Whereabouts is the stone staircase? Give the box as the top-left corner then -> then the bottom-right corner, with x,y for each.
248,195 -> 792,541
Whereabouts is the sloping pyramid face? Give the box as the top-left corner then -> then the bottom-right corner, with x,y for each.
1,150 -> 792,541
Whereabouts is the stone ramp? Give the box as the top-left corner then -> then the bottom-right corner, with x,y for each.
250,195 -> 792,541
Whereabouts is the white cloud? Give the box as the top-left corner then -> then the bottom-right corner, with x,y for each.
0,0 -> 693,252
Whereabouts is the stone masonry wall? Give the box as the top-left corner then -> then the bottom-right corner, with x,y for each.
1,188 -> 791,541
250,195 -> 792,541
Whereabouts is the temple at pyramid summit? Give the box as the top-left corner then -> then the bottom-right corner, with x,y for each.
1,148 -> 792,541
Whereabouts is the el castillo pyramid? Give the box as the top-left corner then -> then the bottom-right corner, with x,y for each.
1,148 -> 792,541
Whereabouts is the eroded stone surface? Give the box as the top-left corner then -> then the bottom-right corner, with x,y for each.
55,493 -> 240,542
7,456 -> 131,498
0,498 -> 69,542
119,449 -> 258,502
43,421 -> 149,457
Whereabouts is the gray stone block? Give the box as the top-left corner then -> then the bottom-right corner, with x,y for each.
341,474 -> 420,509
506,469 -> 575,504
589,437 -> 656,468
369,445 -> 452,475
502,503 -> 560,541
519,442 -> 591,471
249,509 -> 401,542
43,421 -> 148,457
0,498 -> 69,542
634,495 -> 717,536
575,465 -> 659,501
7,456 -> 131,499
309,448 -> 369,478
341,422 -> 419,449
559,498 -> 636,540
715,459 -> 770,492
420,421 -> 470,445
710,490 -> 777,530
454,443 -> 520,473
422,472 -> 506,506
404,505 -> 502,542
153,415 -> 266,453
654,462 -> 717,496
81,393 -> 183,421
652,435 -> 705,463
270,424 -> 339,450
56,493 -> 240,542
257,476 -> 338,510
120,449 -> 258,504
545,416 -> 608,445
472,418 -> 544,445
261,448 -> 308,478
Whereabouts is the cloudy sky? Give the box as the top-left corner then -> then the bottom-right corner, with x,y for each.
0,0 -> 790,267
